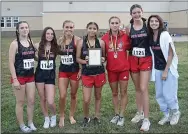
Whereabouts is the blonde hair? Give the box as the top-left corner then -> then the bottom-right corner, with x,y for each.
58,20 -> 74,50
108,16 -> 121,24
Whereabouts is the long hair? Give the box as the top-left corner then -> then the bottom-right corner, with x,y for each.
58,20 -> 74,50
108,16 -> 121,36
130,4 -> 143,15
38,27 -> 58,57
147,15 -> 166,40
129,4 -> 146,23
84,22 -> 99,42
15,21 -> 32,46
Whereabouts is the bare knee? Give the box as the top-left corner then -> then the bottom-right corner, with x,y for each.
95,93 -> 101,100
84,97 -> 91,105
16,100 -> 25,107
112,92 -> 118,97
71,93 -> 77,100
140,86 -> 148,93
59,93 -> 66,103
39,95 -> 46,103
60,91 -> 67,99
47,99 -> 55,107
121,90 -> 127,98
27,98 -> 35,106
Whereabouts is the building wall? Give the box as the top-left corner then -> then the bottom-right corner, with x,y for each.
1,1 -> 42,16
169,10 -> 188,28
42,12 -> 169,30
169,1 -> 188,12
168,1 -> 188,34
1,1 -> 43,32
43,1 -> 169,13
1,0 -> 188,36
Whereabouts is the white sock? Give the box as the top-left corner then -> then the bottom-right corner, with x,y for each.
51,115 -> 56,119
20,124 -> 25,128
45,116 -> 50,120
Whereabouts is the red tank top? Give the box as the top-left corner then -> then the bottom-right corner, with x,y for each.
102,30 -> 130,72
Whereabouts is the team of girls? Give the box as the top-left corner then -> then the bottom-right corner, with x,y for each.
9,7 -> 180,133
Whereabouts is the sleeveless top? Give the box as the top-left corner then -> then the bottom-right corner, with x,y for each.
15,40 -> 35,77
59,36 -> 79,72
81,36 -> 105,76
35,48 -> 56,80
129,22 -> 151,56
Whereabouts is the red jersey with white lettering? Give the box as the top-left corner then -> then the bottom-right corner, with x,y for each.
101,30 -> 130,72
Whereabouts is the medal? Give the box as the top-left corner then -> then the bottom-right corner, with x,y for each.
114,52 -> 118,58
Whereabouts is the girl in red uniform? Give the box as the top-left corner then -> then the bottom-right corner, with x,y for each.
9,21 -> 36,133
101,16 -> 130,126
76,22 -> 106,127
126,4 -> 152,131
58,20 -> 81,127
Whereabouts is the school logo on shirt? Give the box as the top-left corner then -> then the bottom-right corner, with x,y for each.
140,30 -> 145,33
118,41 -> 123,49
118,42 -> 123,49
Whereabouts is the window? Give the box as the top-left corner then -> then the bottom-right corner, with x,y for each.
13,17 -> 19,27
6,17 -> 12,27
1,17 -> 19,28
1,17 -> 5,27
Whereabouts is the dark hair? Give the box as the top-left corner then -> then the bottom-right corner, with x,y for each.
108,16 -> 121,24
38,27 -> 58,57
129,4 -> 146,23
15,21 -> 32,46
130,4 -> 143,15
84,22 -> 99,43
147,15 -> 166,39
86,22 -> 99,30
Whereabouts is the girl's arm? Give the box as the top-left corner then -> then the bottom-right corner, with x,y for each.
9,41 -> 18,80
99,39 -> 106,63
33,43 -> 39,61
9,40 -> 20,89
76,39 -> 87,64
162,43 -> 174,80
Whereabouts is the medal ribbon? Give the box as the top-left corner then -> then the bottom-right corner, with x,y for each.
45,49 -> 50,65
87,39 -> 95,48
110,35 -> 118,54
66,45 -> 70,56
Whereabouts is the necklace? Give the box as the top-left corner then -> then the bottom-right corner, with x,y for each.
45,45 -> 51,65
87,39 -> 95,48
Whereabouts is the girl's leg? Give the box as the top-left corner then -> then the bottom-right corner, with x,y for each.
58,78 -> 69,127
69,79 -> 79,124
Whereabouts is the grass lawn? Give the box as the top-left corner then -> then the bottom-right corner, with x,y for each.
1,37 -> 188,133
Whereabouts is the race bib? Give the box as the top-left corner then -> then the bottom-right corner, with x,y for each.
132,47 -> 145,57
40,60 -> 53,70
23,59 -> 34,69
61,55 -> 73,65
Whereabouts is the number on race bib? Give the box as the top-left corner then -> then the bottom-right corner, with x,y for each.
23,59 -> 34,69
132,47 -> 145,57
61,55 -> 73,65
40,60 -> 53,70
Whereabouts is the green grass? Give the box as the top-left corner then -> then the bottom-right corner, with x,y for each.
1,37 -> 188,133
